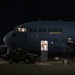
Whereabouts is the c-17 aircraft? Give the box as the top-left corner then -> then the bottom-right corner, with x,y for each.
2,20 -> 75,63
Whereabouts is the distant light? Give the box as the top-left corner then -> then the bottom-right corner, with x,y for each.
51,42 -> 53,44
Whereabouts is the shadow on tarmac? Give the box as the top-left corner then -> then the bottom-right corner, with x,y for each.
0,59 -> 75,75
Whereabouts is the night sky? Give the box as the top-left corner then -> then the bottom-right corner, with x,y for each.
0,0 -> 75,43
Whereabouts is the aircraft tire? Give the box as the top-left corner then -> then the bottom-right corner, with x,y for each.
23,59 -> 30,64
8,58 -> 13,64
30,59 -> 35,64
15,61 -> 19,63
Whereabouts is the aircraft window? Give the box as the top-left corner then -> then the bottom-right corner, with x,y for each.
18,28 -> 26,32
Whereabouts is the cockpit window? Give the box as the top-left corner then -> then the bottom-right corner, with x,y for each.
17,28 -> 27,32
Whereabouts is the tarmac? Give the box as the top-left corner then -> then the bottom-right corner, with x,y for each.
0,59 -> 75,75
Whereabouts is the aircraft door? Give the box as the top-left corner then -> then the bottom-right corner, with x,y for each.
40,40 -> 48,61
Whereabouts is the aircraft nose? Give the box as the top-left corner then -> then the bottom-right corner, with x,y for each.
3,31 -> 17,48
3,32 -> 12,46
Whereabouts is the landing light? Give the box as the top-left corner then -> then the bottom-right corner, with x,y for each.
54,57 -> 59,60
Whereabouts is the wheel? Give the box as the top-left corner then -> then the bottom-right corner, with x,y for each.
23,59 -> 30,64
15,61 -> 19,63
8,58 -> 13,64
30,59 -> 35,64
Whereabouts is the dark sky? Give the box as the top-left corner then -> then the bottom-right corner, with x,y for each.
0,0 -> 75,43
